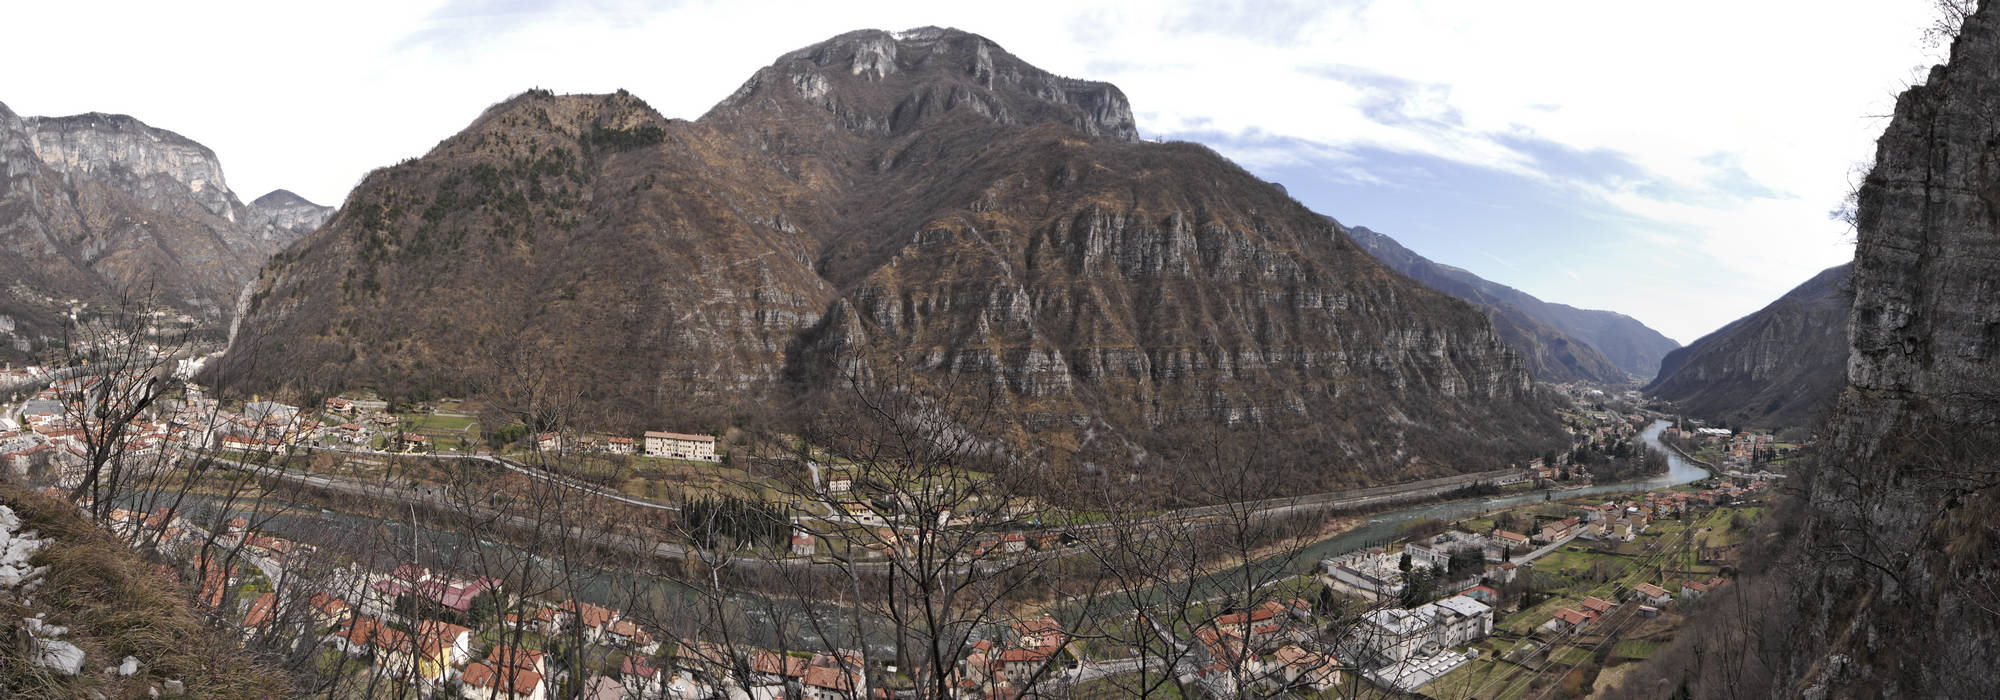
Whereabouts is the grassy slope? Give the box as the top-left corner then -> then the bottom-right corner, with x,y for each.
0,480 -> 290,698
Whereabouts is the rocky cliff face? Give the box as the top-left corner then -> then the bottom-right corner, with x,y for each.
0,102 -> 322,354
1644,264 -> 1850,432
1766,6 -> 2000,695
215,28 -> 1568,493
1343,223 -> 1646,385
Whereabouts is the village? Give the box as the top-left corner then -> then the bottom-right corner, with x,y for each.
2,351 -> 1780,699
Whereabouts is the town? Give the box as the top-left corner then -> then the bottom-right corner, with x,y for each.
1,343 -> 1782,699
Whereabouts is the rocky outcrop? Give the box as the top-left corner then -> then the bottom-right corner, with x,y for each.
1645,264 -> 1850,432
0,101 -> 316,354
215,28 -> 1568,493
1343,222 -> 1647,385
709,27 -> 1139,145
24,112 -> 242,222
1763,6 -> 2000,695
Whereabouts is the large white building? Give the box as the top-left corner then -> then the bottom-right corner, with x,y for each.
644,431 -> 719,462
1355,595 -> 1494,664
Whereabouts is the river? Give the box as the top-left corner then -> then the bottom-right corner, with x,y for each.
1287,419 -> 1708,567
1065,419 -> 1711,615
108,420 -> 1705,652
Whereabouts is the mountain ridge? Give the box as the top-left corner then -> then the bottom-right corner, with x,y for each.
1644,263 -> 1850,432
212,27 -> 1570,495
1341,222 -> 1676,384
0,101 -> 327,355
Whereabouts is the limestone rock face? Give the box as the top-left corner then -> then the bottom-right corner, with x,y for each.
1772,5 -> 2000,697
1645,264 -> 1850,431
0,102 -> 322,354
25,112 -> 242,221
216,28 -> 1568,491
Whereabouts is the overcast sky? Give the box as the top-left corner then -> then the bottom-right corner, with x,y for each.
2,1 -> 1945,344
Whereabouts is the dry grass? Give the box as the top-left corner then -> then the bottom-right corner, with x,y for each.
0,480 -> 292,698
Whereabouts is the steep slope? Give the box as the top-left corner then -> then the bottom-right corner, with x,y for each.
1342,223 -> 1634,385
215,28 -> 1568,492
0,102 -> 308,353
1643,264 -> 1850,432
1619,7 -> 2000,696
1773,8 -> 2000,694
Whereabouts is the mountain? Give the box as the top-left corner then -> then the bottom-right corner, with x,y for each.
1643,263 -> 1850,432
245,189 -> 335,245
0,102 -> 325,354
1342,223 -> 1639,385
212,27 -> 1569,493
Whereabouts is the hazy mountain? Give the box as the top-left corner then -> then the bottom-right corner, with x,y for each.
245,189 -> 335,245
1644,263 -> 1850,432
1341,222 -> 1639,385
213,27 -> 1569,492
0,102 -> 317,355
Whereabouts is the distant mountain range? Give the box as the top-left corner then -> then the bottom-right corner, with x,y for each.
1340,222 -> 1680,385
1645,263 -> 1850,432
209,27 -> 1570,492
0,102 -> 331,355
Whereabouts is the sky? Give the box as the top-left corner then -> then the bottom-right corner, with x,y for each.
1,1 -> 1947,344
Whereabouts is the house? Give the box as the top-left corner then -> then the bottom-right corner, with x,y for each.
220,434 -> 284,454
642,431 -> 719,462
803,662 -> 863,700
461,661 -> 546,700
505,607 -> 559,636
396,431 -> 430,452
620,654 -> 664,698
791,534 -> 817,557
1552,608 -> 1592,632
485,646 -> 546,677
995,648 -> 1051,686
1492,530 -> 1531,550
325,397 -> 357,414
606,619 -> 659,653
1272,645 -> 1341,691
536,432 -> 563,452
1214,601 -> 1291,650
1404,541 -> 1451,571
604,436 -> 635,455
1681,580 -> 1711,599
1491,561 -> 1519,584
309,593 -> 351,628
558,599 -> 618,642
1580,596 -> 1616,616
1000,532 -> 1027,553
325,615 -> 383,656
1632,584 -> 1680,604
415,619 -> 475,666
241,592 -> 277,639
1010,616 -> 1067,653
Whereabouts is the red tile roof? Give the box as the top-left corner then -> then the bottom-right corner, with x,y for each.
464,661 -> 543,694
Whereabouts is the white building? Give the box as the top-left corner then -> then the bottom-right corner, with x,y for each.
643,431 -> 719,462
1355,595 -> 1494,664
